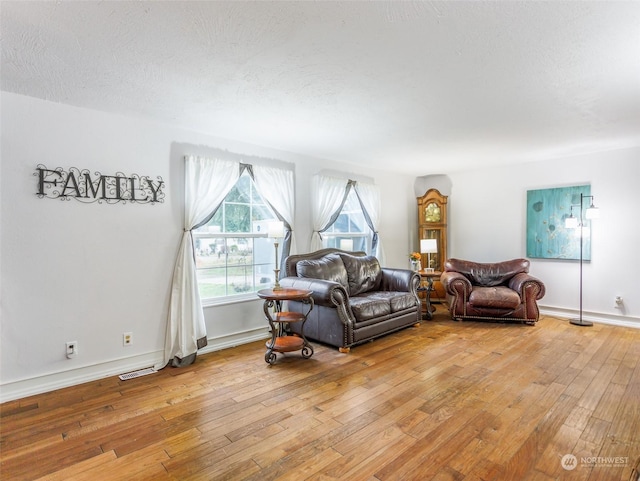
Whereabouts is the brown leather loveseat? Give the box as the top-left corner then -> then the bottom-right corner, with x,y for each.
279,248 -> 421,352
440,258 -> 545,324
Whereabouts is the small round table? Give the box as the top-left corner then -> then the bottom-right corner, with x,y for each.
257,288 -> 314,365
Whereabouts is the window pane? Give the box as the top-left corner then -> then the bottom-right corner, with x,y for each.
226,174 -> 250,203
202,208 -> 223,232
225,204 -> 251,233
254,237 -> 276,285
252,203 -> 273,224
349,213 -> 365,233
227,237 -> 253,292
332,213 -> 349,233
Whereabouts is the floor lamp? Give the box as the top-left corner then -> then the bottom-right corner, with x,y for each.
564,193 -> 599,327
268,221 -> 285,290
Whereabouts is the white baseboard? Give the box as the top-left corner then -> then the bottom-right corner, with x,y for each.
0,327 -> 269,403
540,305 -> 640,329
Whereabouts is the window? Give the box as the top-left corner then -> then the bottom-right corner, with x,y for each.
322,187 -> 370,252
194,170 -> 278,301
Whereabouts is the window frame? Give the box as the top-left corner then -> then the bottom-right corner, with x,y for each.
321,187 -> 372,253
194,170 -> 279,306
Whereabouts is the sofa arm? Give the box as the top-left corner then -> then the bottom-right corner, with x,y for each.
278,276 -> 349,308
380,268 -> 420,294
441,271 -> 472,296
509,273 -> 546,300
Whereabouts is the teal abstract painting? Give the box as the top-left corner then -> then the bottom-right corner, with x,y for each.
526,185 -> 591,260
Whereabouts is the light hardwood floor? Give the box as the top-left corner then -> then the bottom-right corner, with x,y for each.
2,306 -> 639,480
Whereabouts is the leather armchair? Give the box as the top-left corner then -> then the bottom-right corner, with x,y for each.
440,258 -> 545,324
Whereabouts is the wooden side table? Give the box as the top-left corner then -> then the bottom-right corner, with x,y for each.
257,288 -> 314,365
417,270 -> 442,320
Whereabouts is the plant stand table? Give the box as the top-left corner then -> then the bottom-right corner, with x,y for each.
257,288 -> 314,365
417,270 -> 442,320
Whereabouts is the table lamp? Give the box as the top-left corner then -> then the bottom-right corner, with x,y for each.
339,239 -> 353,251
420,238 -> 438,273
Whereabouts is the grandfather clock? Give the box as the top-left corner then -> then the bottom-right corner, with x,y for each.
417,188 -> 448,301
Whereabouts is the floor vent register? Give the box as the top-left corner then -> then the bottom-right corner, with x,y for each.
118,367 -> 157,381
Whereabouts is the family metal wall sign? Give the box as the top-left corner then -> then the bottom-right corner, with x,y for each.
35,165 -> 165,204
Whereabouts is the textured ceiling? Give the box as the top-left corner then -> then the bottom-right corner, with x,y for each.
2,1 -> 640,174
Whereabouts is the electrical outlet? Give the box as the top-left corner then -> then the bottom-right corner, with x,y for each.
66,341 -> 77,359
123,332 -> 132,346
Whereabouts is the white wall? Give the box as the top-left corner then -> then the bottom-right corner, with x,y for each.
0,93 -> 416,401
446,148 -> 640,325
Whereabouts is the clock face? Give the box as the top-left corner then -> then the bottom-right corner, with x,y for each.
424,202 -> 441,222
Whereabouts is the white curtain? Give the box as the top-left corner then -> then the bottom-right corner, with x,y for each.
310,175 -> 349,252
355,182 -> 385,265
252,165 -> 296,256
156,155 -> 240,369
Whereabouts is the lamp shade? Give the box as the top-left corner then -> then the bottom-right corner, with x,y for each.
420,238 -> 437,254
267,220 -> 284,238
565,215 -> 579,228
585,206 -> 599,219
339,239 -> 353,251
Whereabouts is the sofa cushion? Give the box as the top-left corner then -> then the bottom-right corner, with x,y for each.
296,253 -> 349,291
338,254 -> 382,296
369,291 -> 417,312
469,286 -> 521,309
348,295 -> 391,322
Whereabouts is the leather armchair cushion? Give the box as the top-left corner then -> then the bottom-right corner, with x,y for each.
446,258 -> 529,287
469,286 -> 521,309
338,253 -> 382,296
297,253 -> 349,291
